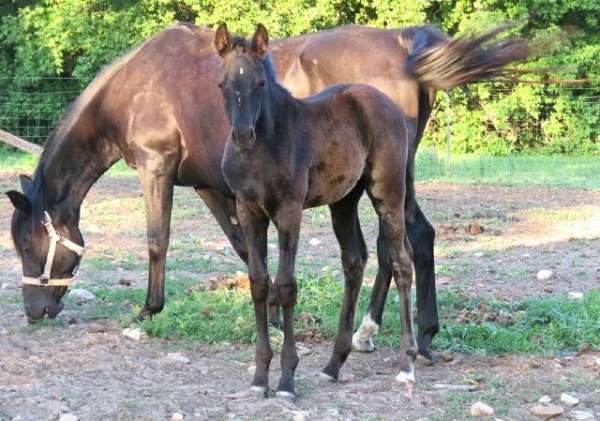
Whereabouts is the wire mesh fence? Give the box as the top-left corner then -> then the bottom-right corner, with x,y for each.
0,78 -> 598,179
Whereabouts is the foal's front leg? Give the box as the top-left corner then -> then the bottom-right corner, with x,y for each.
237,202 -> 272,396
272,204 -> 303,401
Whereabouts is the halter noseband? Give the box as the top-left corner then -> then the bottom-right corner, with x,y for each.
21,211 -> 85,287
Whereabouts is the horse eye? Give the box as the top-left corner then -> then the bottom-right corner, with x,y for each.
256,80 -> 265,88
217,81 -> 224,89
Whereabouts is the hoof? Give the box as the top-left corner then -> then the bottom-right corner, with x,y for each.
318,371 -> 337,383
395,368 -> 415,385
250,385 -> 268,398
275,390 -> 296,402
352,334 -> 375,353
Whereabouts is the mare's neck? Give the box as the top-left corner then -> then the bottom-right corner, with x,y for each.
39,124 -> 120,222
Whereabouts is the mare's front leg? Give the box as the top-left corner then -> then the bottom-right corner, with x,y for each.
136,156 -> 177,320
194,188 -> 282,329
272,204 -> 303,401
237,201 -> 273,396
321,185 -> 367,381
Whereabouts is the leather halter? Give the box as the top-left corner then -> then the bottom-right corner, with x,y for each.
21,211 -> 85,287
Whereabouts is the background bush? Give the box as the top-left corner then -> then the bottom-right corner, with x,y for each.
0,0 -> 598,154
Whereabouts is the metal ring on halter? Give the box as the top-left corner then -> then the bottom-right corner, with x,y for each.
21,211 -> 85,287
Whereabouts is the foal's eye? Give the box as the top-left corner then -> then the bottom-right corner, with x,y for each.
217,81 -> 224,89
256,79 -> 265,88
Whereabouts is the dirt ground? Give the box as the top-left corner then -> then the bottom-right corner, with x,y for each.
1,169 -> 600,420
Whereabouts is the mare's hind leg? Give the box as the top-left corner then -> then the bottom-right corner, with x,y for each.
407,203 -> 438,361
136,158 -> 177,320
195,188 -> 282,328
352,225 -> 391,352
353,201 -> 439,362
321,184 -> 367,381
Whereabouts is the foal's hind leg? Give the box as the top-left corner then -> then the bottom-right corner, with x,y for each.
321,185 -> 367,381
194,188 -> 282,328
367,165 -> 417,388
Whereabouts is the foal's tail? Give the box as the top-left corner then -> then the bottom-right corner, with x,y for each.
403,23 -> 531,90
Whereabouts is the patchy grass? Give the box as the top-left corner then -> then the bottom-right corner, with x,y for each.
77,272 -> 600,356
416,147 -> 600,190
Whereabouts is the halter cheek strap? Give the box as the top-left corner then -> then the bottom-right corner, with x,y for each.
21,211 -> 85,287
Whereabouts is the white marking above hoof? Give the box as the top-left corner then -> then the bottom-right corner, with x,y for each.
250,385 -> 268,398
352,313 -> 379,352
275,390 -> 296,402
395,367 -> 415,384
318,371 -> 337,383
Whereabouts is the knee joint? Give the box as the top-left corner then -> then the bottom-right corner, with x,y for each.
276,278 -> 297,307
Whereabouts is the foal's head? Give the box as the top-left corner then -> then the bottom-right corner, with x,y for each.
6,174 -> 83,321
214,23 -> 270,149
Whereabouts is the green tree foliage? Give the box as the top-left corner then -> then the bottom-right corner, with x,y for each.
0,0 -> 598,154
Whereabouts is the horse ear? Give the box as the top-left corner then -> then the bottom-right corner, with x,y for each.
6,191 -> 32,214
19,174 -> 32,192
214,23 -> 231,57
252,24 -> 269,58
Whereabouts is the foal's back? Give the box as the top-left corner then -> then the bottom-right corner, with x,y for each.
300,83 -> 409,209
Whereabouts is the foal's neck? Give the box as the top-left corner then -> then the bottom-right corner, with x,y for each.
256,70 -> 297,142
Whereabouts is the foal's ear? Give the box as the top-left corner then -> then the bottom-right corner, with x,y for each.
19,174 -> 32,193
6,190 -> 32,214
251,24 -> 269,58
214,23 -> 232,57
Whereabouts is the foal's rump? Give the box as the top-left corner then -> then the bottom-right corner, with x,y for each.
303,83 -> 409,208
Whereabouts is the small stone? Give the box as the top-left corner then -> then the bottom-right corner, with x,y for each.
536,270 -> 554,281
1,282 -> 11,290
538,395 -> 552,404
470,401 -> 494,417
171,413 -> 184,421
465,222 -> 483,235
568,292 -> 584,300
530,405 -> 564,418
166,352 -> 191,364
247,364 -> 256,374
441,351 -> 455,363
283,410 -> 309,421
529,359 -> 543,369
118,278 -> 131,287
544,286 -> 554,293
58,415 -> 79,421
121,327 -> 145,341
308,238 -> 321,246
473,252 -> 485,257
68,288 -> 95,304
560,393 -> 579,406
0,328 -> 8,336
595,358 -> 600,366
569,410 -> 595,420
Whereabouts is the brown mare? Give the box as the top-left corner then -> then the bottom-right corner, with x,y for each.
217,23 -> 418,399
6,23 -> 528,361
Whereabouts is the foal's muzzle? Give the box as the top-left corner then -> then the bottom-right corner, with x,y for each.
232,127 -> 256,149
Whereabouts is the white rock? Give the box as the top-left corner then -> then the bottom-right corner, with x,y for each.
308,238 -> 321,246
595,358 -> 600,366
121,327 -> 145,341
538,395 -> 552,404
59,415 -> 79,421
171,413 -> 184,421
569,410 -> 595,420
531,405 -> 564,418
470,401 -> 494,417
568,292 -> 584,300
536,269 -> 554,281
166,352 -> 191,364
283,410 -> 309,421
473,252 -> 485,257
560,393 -> 579,406
69,288 -> 95,304
1,282 -> 11,290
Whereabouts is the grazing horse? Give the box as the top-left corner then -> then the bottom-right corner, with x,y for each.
216,23 -> 417,399
6,23 -> 528,361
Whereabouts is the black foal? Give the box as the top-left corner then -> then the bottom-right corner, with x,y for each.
215,24 -> 416,400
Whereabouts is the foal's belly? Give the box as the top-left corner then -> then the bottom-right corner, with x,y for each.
304,148 -> 366,208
